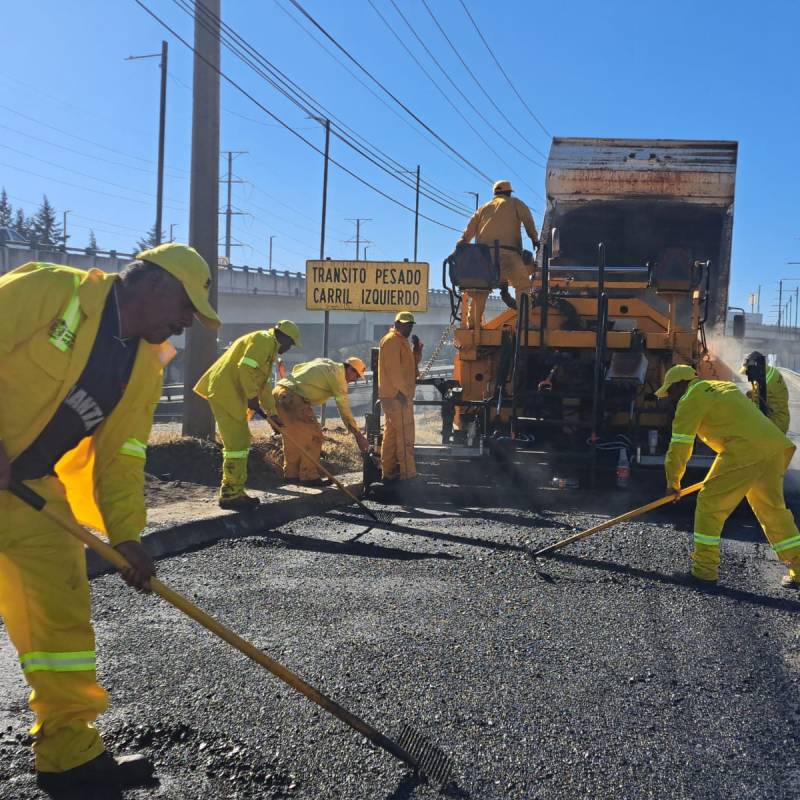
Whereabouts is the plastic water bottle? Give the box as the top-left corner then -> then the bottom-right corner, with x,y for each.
616,449 -> 631,489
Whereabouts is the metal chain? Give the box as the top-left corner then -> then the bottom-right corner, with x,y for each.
418,320 -> 456,379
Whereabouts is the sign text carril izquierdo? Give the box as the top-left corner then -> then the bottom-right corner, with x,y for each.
305,260 -> 429,312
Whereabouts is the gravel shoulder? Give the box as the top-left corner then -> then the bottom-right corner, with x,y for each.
1,492 -> 799,799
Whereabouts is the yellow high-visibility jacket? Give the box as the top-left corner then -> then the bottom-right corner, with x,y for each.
194,329 -> 279,417
0,262 -> 172,545
378,328 -> 421,400
277,357 -> 358,430
761,366 -> 790,434
665,379 -> 793,490
457,195 -> 539,251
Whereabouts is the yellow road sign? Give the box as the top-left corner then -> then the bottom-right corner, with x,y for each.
306,260 -> 429,312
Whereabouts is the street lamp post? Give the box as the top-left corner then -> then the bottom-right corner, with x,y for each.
465,191 -> 479,211
61,209 -> 71,250
269,235 -> 275,270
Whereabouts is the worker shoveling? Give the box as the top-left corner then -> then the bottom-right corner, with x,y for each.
9,479 -> 453,789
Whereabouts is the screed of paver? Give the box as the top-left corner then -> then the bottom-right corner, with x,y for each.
1,503 -> 798,799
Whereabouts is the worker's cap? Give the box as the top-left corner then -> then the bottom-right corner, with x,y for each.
395,311 -> 415,324
275,319 -> 301,346
654,364 -> 697,398
345,356 -> 367,378
137,243 -> 221,330
740,350 -> 765,374
493,180 -> 513,194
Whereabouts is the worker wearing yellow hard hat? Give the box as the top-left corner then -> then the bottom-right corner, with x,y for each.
378,312 -> 423,483
741,351 -> 790,434
0,243 -> 217,791
455,180 -> 540,327
658,364 -> 800,588
194,320 -> 300,510
272,356 -> 369,485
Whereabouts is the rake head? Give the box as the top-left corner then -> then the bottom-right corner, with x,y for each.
397,724 -> 454,788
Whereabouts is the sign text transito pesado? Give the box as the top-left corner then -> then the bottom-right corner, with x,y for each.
305,260 -> 429,312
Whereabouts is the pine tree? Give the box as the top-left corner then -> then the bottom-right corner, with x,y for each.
0,188 -> 12,228
134,222 -> 164,253
88,229 -> 98,252
14,208 -> 32,240
31,195 -> 62,246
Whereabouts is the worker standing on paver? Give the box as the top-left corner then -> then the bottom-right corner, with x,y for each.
379,312 -> 423,483
194,321 -> 300,511
456,180 -> 539,323
0,243 -> 219,792
658,364 -> 800,588
741,351 -> 790,434
273,357 -> 369,485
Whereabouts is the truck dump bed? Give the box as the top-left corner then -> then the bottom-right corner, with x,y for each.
542,138 -> 738,326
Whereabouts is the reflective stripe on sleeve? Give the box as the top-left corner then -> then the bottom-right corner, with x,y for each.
239,357 -> 260,369
773,535 -> 800,553
693,532 -> 721,547
20,650 -> 96,674
671,433 -> 695,444
48,274 -> 82,352
223,448 -> 249,459
119,438 -> 147,458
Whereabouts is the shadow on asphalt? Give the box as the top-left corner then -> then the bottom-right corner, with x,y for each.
538,552 -> 800,612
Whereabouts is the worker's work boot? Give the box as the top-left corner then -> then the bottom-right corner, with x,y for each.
37,752 -> 154,792
218,492 -> 260,511
780,573 -> 799,589
675,571 -> 718,590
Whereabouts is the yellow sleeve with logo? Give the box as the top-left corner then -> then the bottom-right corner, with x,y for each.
664,388 -> 705,490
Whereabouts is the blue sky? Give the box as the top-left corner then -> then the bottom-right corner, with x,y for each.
1,0 -> 797,316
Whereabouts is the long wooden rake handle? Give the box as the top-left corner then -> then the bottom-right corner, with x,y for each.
534,481 -> 704,557
7,480 -> 415,770
279,429 -> 378,522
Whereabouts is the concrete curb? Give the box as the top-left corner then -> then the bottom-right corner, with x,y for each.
86,480 -> 364,578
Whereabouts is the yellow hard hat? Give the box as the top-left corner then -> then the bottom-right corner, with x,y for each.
345,356 -> 367,377
275,319 -> 301,346
395,311 -> 415,323
493,180 -> 513,194
654,364 -> 697,398
137,242 -> 221,329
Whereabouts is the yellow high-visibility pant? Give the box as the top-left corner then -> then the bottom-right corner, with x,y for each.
0,477 -> 107,773
692,446 -> 800,581
210,399 -> 251,500
461,289 -> 489,331
499,251 -> 532,294
380,397 -> 416,480
273,386 -> 323,481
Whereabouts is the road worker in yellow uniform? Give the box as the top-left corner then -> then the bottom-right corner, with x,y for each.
0,243 -> 219,792
273,357 -> 369,484
379,312 -> 423,483
194,321 -> 300,511
658,364 -> 800,588
456,180 -> 539,327
741,351 -> 790,434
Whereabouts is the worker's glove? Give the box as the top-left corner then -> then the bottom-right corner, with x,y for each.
354,430 -> 369,453
665,487 -> 682,503
247,397 -> 263,414
115,541 -> 155,592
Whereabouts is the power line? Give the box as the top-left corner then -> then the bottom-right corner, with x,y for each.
285,0 -> 492,182
458,0 -> 551,138
133,0 -> 462,232
176,0 -> 472,217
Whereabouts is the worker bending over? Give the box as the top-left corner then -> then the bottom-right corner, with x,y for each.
273,357 -> 369,485
195,320 -> 300,511
741,350 -> 790,434
658,365 -> 800,588
456,179 -> 539,326
0,243 -> 219,791
379,311 -> 423,483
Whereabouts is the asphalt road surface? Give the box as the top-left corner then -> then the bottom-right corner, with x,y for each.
1,489 -> 799,800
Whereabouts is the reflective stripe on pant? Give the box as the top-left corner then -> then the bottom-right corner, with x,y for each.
0,477 -> 107,773
380,397 -> 416,480
210,399 -> 251,500
692,446 -> 800,580
273,386 -> 323,481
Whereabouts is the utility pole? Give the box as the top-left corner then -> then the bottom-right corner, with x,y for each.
346,218 -> 372,261
778,280 -> 783,331
169,223 -> 178,242
465,191 -> 479,211
413,164 -> 420,261
126,40 -> 168,245
269,235 -> 275,269
183,0 -> 220,439
222,150 -> 247,260
363,246 -> 368,260
757,284 -> 761,314
62,209 -> 71,249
